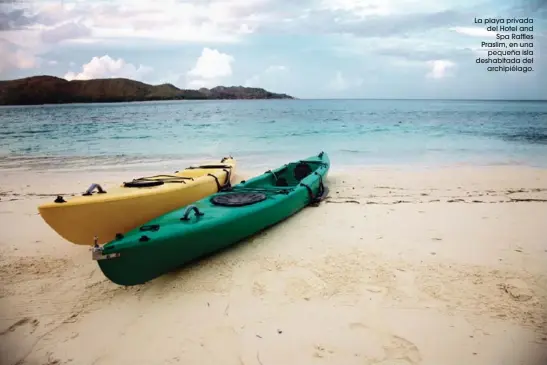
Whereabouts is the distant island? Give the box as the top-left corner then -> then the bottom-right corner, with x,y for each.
0,76 -> 295,105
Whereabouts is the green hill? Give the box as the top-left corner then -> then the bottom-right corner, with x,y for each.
0,76 -> 295,105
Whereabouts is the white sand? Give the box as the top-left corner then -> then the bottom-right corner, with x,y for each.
1,165 -> 546,365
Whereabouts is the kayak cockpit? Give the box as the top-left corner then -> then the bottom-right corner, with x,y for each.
207,154 -> 329,208
266,160 -> 326,188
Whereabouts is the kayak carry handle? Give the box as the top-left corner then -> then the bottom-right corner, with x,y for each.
180,205 -> 204,221
83,183 -> 107,196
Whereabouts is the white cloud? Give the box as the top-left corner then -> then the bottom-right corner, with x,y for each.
319,0 -> 454,16
187,48 -> 234,79
451,27 -> 495,38
7,0 -> 449,47
1,50 -> 40,72
0,39 -> 41,74
41,21 -> 92,43
244,75 -> 261,87
244,65 -> 288,87
186,48 -> 234,88
265,65 -> 287,72
238,24 -> 255,34
33,2 -> 78,26
0,0 -> 488,63
426,59 -> 455,79
63,55 -> 152,81
330,34 -> 464,62
0,4 -> 88,76
318,0 -> 393,17
186,78 -> 219,89
0,0 -> 266,49
55,0 -> 262,44
88,23 -> 241,44
329,70 -> 363,91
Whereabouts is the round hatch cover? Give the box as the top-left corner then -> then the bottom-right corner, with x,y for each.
211,192 -> 267,207
123,180 -> 165,188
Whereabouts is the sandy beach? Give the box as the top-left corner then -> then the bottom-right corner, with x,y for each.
1,164 -> 546,365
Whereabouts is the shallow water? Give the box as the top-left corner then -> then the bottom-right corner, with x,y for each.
1,99 -> 546,170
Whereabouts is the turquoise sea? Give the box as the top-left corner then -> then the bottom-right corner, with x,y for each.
1,99 -> 546,171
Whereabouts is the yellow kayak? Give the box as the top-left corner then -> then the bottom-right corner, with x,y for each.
38,157 -> 236,246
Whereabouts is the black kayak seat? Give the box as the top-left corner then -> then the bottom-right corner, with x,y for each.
275,177 -> 289,187
294,162 -> 312,181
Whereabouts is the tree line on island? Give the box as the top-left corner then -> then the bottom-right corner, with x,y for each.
0,76 -> 295,105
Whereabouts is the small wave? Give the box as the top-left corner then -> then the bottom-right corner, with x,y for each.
181,123 -> 213,128
285,130 -> 323,137
502,132 -> 547,144
17,129 -> 55,135
339,149 -> 367,154
110,135 -> 152,140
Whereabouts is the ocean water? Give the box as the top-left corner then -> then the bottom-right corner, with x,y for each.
1,99 -> 546,171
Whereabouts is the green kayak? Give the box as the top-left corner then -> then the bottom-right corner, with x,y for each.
93,151 -> 330,286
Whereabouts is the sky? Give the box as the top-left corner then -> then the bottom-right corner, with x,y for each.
0,0 -> 546,99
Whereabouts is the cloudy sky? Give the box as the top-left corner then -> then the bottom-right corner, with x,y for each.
0,0 -> 545,99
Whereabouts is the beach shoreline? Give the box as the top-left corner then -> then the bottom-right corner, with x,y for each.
1,164 -> 546,365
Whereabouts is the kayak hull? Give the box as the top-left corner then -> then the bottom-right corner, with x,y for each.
38,157 -> 236,246
96,152 -> 330,286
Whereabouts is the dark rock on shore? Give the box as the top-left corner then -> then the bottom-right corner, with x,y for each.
0,76 -> 295,105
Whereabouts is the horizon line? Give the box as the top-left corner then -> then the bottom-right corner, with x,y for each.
289,98 -> 547,102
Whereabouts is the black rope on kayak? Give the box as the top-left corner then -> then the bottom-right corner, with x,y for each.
222,168 -> 232,190
143,175 -> 194,182
300,173 -> 326,206
208,173 -> 222,192
123,174 -> 194,188
301,183 -> 314,203
175,163 -> 233,173
315,172 -> 326,199
187,164 -> 233,170
299,160 -> 328,167
208,171 -> 232,192
221,156 -> 233,163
